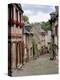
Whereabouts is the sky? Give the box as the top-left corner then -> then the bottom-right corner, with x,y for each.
22,4 -> 55,23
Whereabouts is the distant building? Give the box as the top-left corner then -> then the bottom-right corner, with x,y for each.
8,3 -> 24,73
32,23 -> 49,55
23,24 -> 33,62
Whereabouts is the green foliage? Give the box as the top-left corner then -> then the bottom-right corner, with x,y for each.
41,20 -> 51,32
32,39 -> 38,58
23,15 -> 29,22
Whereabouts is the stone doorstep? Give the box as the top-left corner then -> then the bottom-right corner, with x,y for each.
11,64 -> 23,71
17,64 -> 23,69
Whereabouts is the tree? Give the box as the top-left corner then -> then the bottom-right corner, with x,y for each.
41,20 -> 51,32
23,15 -> 29,22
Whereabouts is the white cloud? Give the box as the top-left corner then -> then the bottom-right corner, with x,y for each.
29,12 -> 50,23
23,5 -> 55,23
23,10 -> 50,23
23,10 -> 33,16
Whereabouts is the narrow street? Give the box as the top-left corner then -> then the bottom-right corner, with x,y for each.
12,54 -> 58,76
8,4 -> 58,76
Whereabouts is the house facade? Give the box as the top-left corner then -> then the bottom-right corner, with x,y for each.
23,24 -> 33,63
50,6 -> 58,59
8,3 -> 24,74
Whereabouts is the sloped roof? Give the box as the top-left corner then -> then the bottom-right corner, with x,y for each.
23,25 -> 33,35
23,27 -> 29,34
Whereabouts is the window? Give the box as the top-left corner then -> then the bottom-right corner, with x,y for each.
8,4 -> 14,27
16,9 -> 18,27
20,13 -> 21,23
11,5 -> 14,20
20,13 -> 21,27
16,9 -> 18,21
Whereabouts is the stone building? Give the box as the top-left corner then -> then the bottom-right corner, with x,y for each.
23,24 -> 33,63
8,3 -> 24,75
50,6 -> 58,59
31,23 -> 49,55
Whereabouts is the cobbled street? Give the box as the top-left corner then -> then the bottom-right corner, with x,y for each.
12,54 -> 58,76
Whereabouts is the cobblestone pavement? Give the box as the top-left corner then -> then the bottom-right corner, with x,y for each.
12,54 -> 58,76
